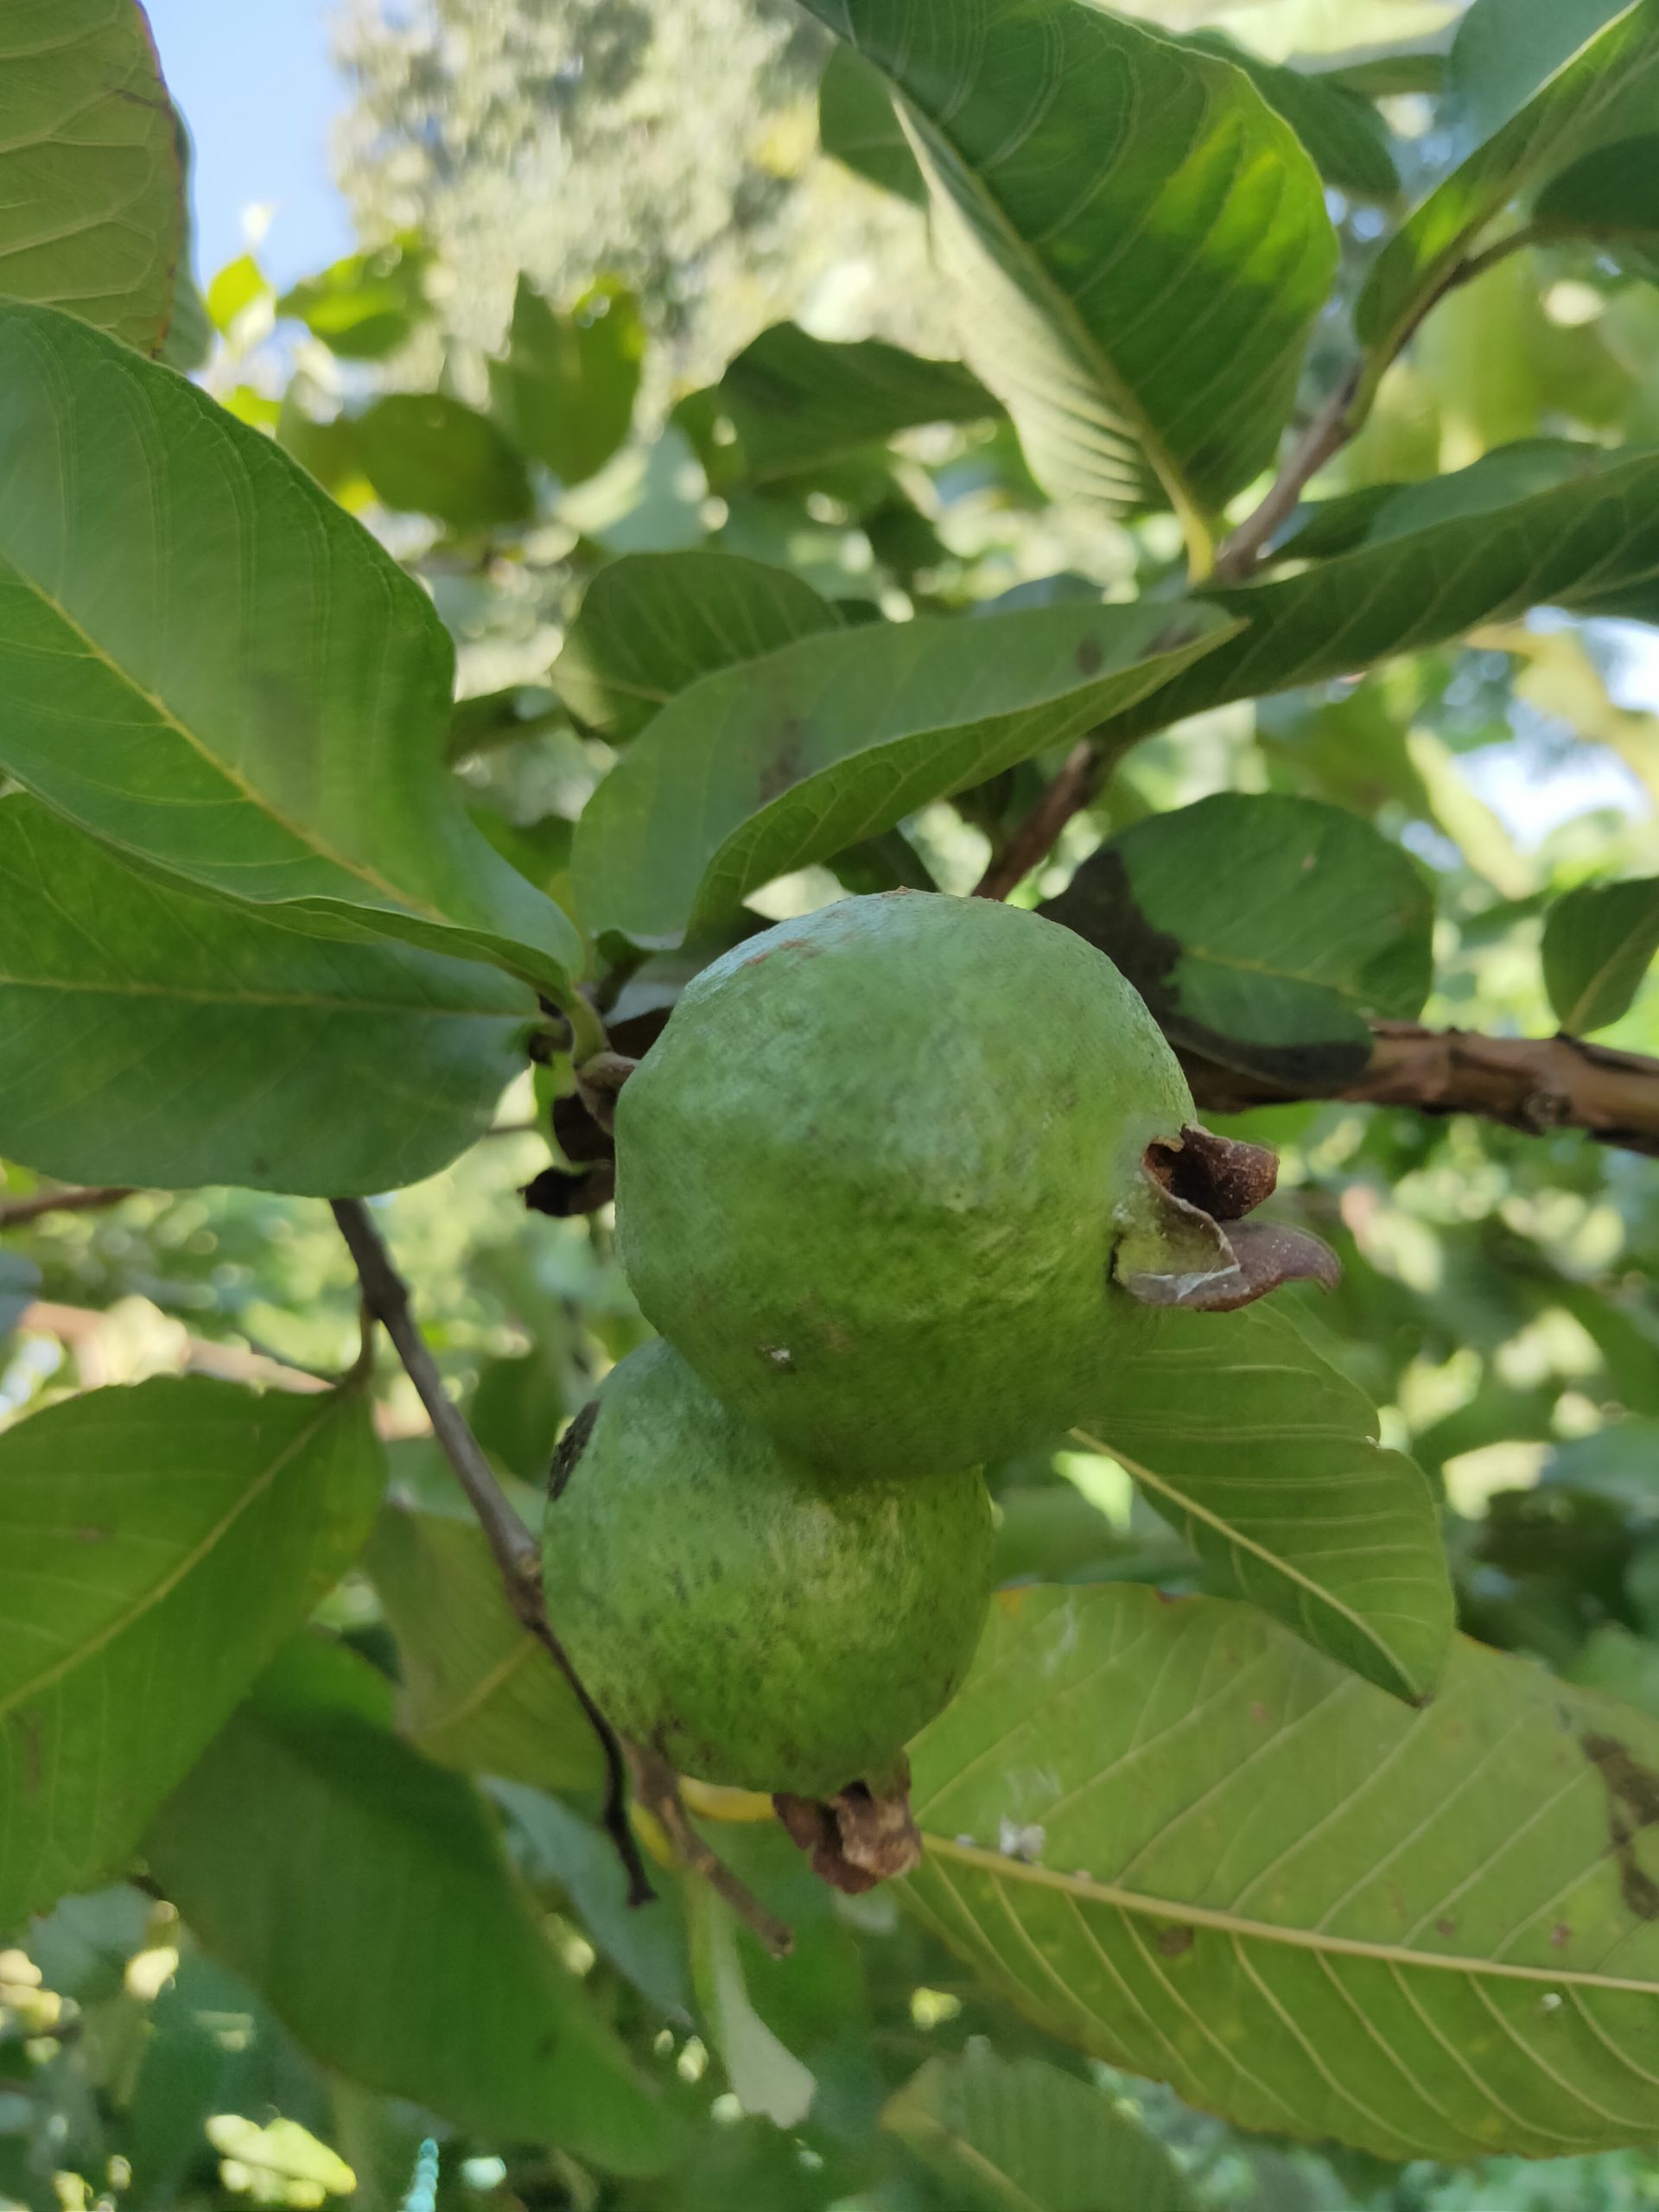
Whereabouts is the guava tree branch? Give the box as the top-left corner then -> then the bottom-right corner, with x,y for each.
1211,360 -> 1363,586
0,1183 -> 136,1229
329,1197 -> 655,1907
1182,1023 -> 1659,1158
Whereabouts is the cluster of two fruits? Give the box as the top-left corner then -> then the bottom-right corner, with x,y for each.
543,893 -> 1314,1885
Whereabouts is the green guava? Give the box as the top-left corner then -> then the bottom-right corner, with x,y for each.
541,1337 -> 993,1799
613,891 -> 1196,1478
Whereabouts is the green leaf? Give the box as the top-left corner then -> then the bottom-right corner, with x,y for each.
468,1348 -> 567,1482
718,323 -> 998,482
1109,448 -> 1659,748
1042,793 -> 1433,1087
493,1779 -> 693,2018
0,1378 -> 383,1931
1075,1305 -> 1453,1703
487,276 -> 644,487
1535,132 -> 1659,246
573,601 -> 1240,950
205,253 -> 270,335
0,0 -> 183,353
1181,31 -> 1402,202
818,47 -> 926,206
685,1884 -> 817,2126
796,0 -> 1338,531
353,392 -> 534,531
1357,1 -> 1659,365
158,111 -> 211,374
556,551 -> 842,743
884,2044 -> 1194,2212
1450,0 -> 1633,139
361,1501 -> 604,1794
0,798 -> 537,1198
276,238 -> 431,361
145,1637 -> 680,2175
904,1582 -> 1659,2162
1542,875 -> 1659,1033
0,302 -> 582,997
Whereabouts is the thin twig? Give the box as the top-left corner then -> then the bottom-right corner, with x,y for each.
628,1745 -> 794,1959
1211,362 -> 1363,585
974,716 -> 1153,902
973,739 -> 1102,901
0,1185 -> 136,1230
329,1198 -> 655,1907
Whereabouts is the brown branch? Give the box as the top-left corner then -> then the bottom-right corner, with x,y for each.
1183,1023 -> 1659,1157
329,1198 -> 655,1907
1211,362 -> 1363,585
627,1746 -> 793,1959
974,737 -> 1116,901
0,1185 -> 136,1230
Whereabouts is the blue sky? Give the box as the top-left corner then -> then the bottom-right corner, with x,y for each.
144,0 -> 354,290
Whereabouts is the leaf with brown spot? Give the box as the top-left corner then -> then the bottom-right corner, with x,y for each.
575,601 -> 1239,950
1043,793 -> 1433,1088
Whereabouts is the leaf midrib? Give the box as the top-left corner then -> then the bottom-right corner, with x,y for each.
894,88 -> 1189,521
0,1394 -> 346,1718
918,1838 -> 1658,1996
1073,1424 -> 1413,1693
10,559 -> 448,931
1561,892 -> 1659,1032
0,971 -> 522,1019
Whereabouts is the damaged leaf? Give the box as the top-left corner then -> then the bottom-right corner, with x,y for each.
1044,793 -> 1433,1087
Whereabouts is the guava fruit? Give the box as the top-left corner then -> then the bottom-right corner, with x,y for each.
612,891 -> 1199,1478
541,1337 -> 993,1801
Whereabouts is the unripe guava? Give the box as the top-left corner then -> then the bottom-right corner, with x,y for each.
542,1338 -> 993,1798
613,892 -> 1195,1478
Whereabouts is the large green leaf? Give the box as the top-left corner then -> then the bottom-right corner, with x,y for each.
1108,448 -> 1659,748
487,276 -> 644,488
0,798 -> 537,1197
1181,30 -> 1402,201
145,1638 -> 680,2175
717,323 -> 998,482
1449,0 -> 1633,138
574,600 -> 1239,949
1542,875 -> 1659,1033
0,302 -> 582,997
556,551 -> 842,742
818,47 -> 926,206
884,2044 -> 1194,2212
795,0 -> 1338,534
1357,1 -> 1659,365
0,1379 -> 382,1932
903,1582 -> 1659,2162
1044,793 -> 1432,1088
362,1500 -> 604,1793
0,0 -> 182,353
1077,1305 -> 1453,1702
353,392 -> 534,531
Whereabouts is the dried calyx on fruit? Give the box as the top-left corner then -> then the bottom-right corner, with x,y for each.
608,892 -> 1336,1480
542,1338 -> 995,1876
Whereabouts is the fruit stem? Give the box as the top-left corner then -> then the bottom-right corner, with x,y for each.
627,1745 -> 795,1958
330,1197 -> 656,1908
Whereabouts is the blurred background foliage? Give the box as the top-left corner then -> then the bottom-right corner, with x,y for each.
5,0 -> 1659,2204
